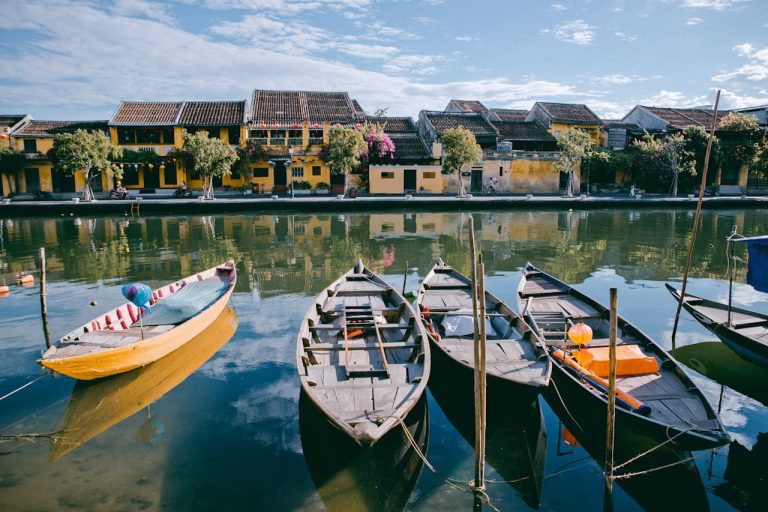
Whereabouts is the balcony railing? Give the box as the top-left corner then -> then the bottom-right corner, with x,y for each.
122,144 -> 175,155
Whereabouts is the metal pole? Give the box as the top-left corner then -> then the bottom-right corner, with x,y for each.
39,247 -> 51,349
672,89 -> 721,346
604,287 -> 618,512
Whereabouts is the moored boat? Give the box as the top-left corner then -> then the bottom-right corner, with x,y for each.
39,260 -> 237,380
296,259 -> 430,447
667,285 -> 768,369
416,258 -> 550,400
518,262 -> 729,451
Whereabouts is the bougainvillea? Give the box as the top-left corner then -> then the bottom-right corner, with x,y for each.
363,132 -> 396,163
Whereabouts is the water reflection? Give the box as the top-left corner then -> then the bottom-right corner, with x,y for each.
299,390 -> 427,512
50,305 -> 238,460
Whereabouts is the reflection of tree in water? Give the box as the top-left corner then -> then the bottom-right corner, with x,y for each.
549,232 -> 607,283
57,231 -> 132,283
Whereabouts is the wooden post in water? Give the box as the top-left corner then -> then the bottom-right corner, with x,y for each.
402,260 -> 409,296
672,89 -> 721,347
39,247 -> 51,348
468,215 -> 486,492
603,288 -> 618,512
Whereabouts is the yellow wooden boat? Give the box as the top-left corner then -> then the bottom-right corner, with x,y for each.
50,305 -> 238,461
38,260 -> 236,380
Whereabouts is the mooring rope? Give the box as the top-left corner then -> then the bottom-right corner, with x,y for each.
613,451 -> 708,480
0,374 -> 50,402
612,426 -> 696,472
549,378 -> 584,433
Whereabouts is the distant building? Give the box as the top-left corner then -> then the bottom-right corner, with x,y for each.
620,105 -> 719,132
487,108 -> 529,122
526,102 -> 602,143
444,99 -> 488,114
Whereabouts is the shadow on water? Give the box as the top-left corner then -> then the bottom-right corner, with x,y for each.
49,305 -> 239,461
671,340 -> 768,511
543,386 -> 709,511
299,389 -> 428,512
427,350 -> 547,509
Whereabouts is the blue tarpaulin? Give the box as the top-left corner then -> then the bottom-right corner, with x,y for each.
736,236 -> 768,293
138,279 -> 229,326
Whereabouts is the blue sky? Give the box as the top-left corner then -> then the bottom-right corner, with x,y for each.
0,0 -> 766,121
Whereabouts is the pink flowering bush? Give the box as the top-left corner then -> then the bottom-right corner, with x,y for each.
363,132 -> 396,164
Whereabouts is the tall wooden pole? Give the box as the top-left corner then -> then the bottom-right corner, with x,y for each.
402,260 -> 409,296
476,255 -> 488,491
468,215 -> 486,492
672,89 -> 721,346
39,247 -> 51,348
603,287 -> 618,512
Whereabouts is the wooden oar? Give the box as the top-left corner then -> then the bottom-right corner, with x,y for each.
552,349 -> 651,415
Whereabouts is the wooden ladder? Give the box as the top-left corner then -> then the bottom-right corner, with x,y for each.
527,309 -> 572,344
130,201 -> 141,216
342,304 -> 390,378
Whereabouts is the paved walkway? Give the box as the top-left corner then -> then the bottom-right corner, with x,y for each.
1,193 -> 766,217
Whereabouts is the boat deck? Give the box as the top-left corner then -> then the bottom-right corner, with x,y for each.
45,325 -> 173,359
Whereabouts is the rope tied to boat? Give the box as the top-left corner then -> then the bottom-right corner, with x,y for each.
612,426 -> 697,473
0,373 -> 50,402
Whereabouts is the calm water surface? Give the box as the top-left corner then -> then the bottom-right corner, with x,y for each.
1,209 -> 766,511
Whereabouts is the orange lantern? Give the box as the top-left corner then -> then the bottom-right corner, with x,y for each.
273,123 -> 279,129
0,134 -> 7,139
259,122 -> 266,128
567,322 -> 593,345
292,123 -> 299,129
312,123 -> 319,128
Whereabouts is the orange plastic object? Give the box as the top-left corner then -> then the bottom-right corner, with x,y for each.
347,329 -> 364,338
574,345 -> 659,377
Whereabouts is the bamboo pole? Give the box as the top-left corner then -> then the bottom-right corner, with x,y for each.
604,287 -> 618,512
476,255 -> 488,491
671,89 -> 721,346
39,247 -> 51,349
402,260 -> 409,296
468,215 -> 486,492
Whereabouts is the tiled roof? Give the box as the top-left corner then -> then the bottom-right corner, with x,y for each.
424,111 -> 498,137
643,106 -> 718,129
13,120 -> 109,137
450,100 -> 488,113
251,89 -> 358,124
0,115 -> 26,128
110,102 -> 183,126
390,134 -> 432,162
352,99 -> 366,116
536,102 -> 602,125
492,121 -> 556,142
365,116 -> 416,133
178,101 -> 247,126
489,109 -> 529,122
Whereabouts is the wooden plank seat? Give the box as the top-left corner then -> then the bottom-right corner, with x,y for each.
309,323 -> 406,331
305,342 -> 418,351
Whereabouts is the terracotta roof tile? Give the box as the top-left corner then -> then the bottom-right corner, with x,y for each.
110,102 -> 183,125
0,115 -> 26,128
537,102 -> 602,125
14,120 -> 108,137
451,100 -> 488,113
390,134 -> 432,162
643,106 -> 718,129
251,90 -> 358,124
352,99 -> 366,116
492,121 -> 556,142
489,109 -> 529,122
424,111 -> 498,137
178,101 -> 247,126
365,116 -> 416,133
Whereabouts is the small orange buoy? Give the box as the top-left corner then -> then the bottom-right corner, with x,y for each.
567,322 -> 593,345
19,274 -> 34,286
0,285 -> 10,296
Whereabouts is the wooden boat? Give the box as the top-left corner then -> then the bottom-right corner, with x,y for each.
416,259 -> 550,399
518,262 -> 729,451
39,261 -> 237,380
50,305 -> 238,461
666,284 -> 768,368
296,259 -> 430,447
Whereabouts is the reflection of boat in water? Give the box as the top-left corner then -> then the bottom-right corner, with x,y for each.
427,354 -> 546,509
50,305 -> 238,461
670,340 -> 768,406
715,433 -> 768,511
299,389 -> 427,512
543,390 -> 709,511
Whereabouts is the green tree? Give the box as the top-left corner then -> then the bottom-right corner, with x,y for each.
555,128 -> 605,197
718,112 -> 761,170
0,145 -> 27,195
441,126 -> 482,197
52,129 -> 123,201
633,131 -> 695,197
326,126 -> 366,193
752,142 -> 768,178
183,130 -> 239,199
680,125 -> 720,191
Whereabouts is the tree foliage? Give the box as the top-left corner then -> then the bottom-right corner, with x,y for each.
679,125 -> 720,190
183,130 -> 239,199
555,128 -> 606,196
718,112 -> 761,166
719,112 -> 760,133
440,126 -> 482,196
752,142 -> 768,178
52,129 -> 123,201
633,131 -> 695,197
326,126 -> 367,176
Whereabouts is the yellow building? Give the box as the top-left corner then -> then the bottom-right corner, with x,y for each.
8,120 -> 109,195
108,100 -> 248,192
527,102 -> 602,143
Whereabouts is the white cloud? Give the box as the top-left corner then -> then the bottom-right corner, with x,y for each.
680,0 -> 747,10
544,19 -> 596,45
734,43 -> 755,56
551,3 -> 567,11
338,43 -> 400,59
455,36 -> 476,42
210,15 -> 331,55
640,89 -> 710,107
111,0 -> 177,25
204,0 -> 375,15
712,44 -> 768,82
614,31 -> 637,42
593,74 -> 634,85
686,17 -> 704,25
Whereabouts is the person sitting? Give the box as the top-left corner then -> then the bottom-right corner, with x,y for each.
173,181 -> 191,198
110,182 -> 129,199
